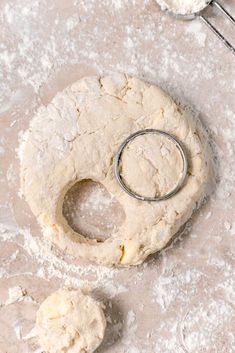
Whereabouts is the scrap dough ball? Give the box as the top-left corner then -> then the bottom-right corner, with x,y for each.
20,73 -> 211,266
35,288 -> 106,353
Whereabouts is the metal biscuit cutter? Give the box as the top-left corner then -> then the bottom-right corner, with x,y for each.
162,0 -> 235,55
114,129 -> 188,202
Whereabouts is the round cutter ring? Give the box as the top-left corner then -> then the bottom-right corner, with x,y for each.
114,129 -> 188,202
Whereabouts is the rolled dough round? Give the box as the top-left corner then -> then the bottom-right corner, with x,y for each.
35,288 -> 106,353
20,74 -> 210,266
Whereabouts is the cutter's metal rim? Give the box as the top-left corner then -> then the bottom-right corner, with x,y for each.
114,129 -> 188,202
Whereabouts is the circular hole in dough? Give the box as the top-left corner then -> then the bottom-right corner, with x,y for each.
120,133 -> 184,199
62,179 -> 125,241
35,288 -> 106,353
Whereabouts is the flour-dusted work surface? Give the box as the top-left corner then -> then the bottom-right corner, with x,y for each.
0,0 -> 235,353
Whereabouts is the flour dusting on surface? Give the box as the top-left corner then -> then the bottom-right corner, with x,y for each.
0,0 -> 235,352
5,286 -> 26,305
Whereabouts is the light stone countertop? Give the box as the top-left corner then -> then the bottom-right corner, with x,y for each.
0,0 -> 235,352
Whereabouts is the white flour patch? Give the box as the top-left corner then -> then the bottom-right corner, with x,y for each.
126,310 -> 136,327
6,164 -> 17,186
186,21 -> 207,47
204,211 -> 211,219
181,298 -> 235,352
13,320 -> 22,340
121,309 -> 139,352
153,266 -> 203,310
224,221 -> 231,231
79,187 -> 115,211
5,286 -> 26,305
0,146 -> 5,155
0,204 -> 19,239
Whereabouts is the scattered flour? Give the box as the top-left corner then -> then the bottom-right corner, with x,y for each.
0,0 -> 235,352
224,221 -> 231,231
153,267 -> 203,310
186,22 -> 207,47
126,310 -> 136,327
5,286 -> 26,305
180,298 -> 235,352
13,320 -> 22,340
204,211 -> 211,220
0,146 -> 5,155
0,221 -> 127,299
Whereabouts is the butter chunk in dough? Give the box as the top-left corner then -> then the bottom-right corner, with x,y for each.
35,288 -> 106,353
19,74 -> 211,266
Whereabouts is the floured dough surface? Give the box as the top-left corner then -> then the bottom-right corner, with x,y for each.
35,288 -> 106,353
120,133 -> 184,198
20,73 -> 210,266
